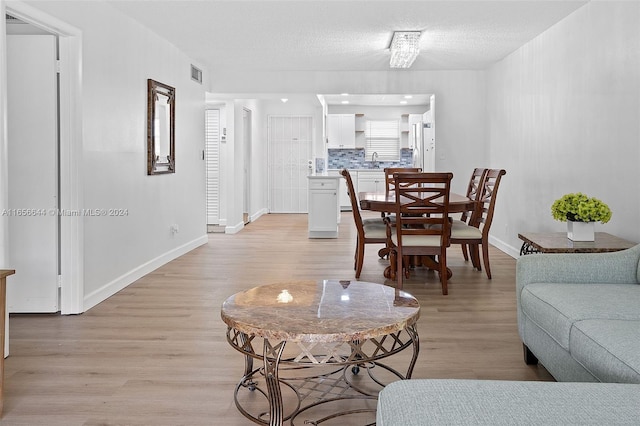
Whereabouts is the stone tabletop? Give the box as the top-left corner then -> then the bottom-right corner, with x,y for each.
518,232 -> 636,253
221,280 -> 420,343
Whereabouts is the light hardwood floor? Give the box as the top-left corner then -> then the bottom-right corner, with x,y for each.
2,213 -> 553,425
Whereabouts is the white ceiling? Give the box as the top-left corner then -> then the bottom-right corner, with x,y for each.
109,0 -> 587,73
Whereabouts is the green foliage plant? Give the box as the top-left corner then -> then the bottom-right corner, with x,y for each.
551,193 -> 612,224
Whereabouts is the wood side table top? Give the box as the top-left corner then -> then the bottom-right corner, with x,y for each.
518,232 -> 637,254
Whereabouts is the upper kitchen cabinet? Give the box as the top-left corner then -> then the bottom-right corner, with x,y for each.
327,114 -> 355,148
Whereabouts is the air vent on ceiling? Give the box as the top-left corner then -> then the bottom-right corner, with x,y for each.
6,14 -> 22,22
191,65 -> 202,84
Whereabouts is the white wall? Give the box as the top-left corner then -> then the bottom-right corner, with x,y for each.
486,1 -> 640,256
6,1 -> 209,310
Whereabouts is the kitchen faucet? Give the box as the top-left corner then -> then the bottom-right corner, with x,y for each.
371,151 -> 379,168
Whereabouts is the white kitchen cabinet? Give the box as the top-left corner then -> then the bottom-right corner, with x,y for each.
357,170 -> 386,193
307,176 -> 340,238
326,114 -> 355,148
329,170 -> 352,211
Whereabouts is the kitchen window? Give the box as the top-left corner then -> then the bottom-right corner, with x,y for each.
365,120 -> 400,161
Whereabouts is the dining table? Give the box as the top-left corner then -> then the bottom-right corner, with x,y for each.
358,191 -> 475,214
358,190 -> 475,280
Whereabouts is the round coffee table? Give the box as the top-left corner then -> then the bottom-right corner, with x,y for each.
221,280 -> 420,426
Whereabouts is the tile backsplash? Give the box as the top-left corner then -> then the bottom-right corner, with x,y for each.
327,148 -> 414,170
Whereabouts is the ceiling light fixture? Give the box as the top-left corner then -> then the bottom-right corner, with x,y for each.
389,31 -> 421,69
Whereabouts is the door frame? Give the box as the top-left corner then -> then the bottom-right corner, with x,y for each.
242,108 -> 252,224
4,2 -> 84,314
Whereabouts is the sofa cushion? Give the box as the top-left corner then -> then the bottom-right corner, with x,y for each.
376,379 -> 640,425
521,283 -> 640,350
570,319 -> 640,383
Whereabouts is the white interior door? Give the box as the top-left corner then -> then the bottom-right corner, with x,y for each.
205,109 -> 220,225
268,116 -> 313,213
6,34 -> 59,313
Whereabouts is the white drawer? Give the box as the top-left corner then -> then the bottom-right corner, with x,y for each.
308,179 -> 338,190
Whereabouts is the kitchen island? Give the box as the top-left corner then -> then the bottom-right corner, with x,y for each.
307,174 -> 341,238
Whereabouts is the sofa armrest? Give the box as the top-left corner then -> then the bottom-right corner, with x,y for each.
515,244 -> 640,343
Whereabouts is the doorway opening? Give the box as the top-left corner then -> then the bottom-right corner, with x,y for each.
5,4 -> 84,315
6,15 -> 60,313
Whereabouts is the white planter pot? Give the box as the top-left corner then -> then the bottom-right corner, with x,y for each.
567,221 -> 595,241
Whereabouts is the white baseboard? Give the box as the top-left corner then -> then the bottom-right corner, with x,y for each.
225,221 -> 245,234
251,208 -> 268,222
83,235 -> 208,312
489,235 -> 520,259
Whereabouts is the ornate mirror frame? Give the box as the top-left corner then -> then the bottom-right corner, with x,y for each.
147,79 -> 175,175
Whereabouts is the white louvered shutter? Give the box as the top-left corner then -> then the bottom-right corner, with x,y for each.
205,109 -> 220,224
365,120 -> 400,161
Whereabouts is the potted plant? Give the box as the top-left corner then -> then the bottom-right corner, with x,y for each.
551,193 -> 612,241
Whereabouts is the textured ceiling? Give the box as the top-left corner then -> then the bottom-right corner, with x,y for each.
109,0 -> 588,72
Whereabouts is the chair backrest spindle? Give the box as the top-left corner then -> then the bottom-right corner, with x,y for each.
475,169 -> 506,234
393,172 -> 453,249
461,168 -> 488,226
384,167 -> 422,194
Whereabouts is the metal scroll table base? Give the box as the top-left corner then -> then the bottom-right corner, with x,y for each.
228,325 -> 420,426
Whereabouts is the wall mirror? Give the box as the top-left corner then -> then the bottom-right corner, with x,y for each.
147,79 -> 175,174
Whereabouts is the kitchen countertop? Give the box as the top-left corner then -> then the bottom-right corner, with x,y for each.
308,173 -> 341,178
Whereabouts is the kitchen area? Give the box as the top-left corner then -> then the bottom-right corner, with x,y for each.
307,94 -> 435,238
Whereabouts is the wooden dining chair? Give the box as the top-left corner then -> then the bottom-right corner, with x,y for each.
454,168 -> 488,265
450,168 -> 506,279
340,169 -> 388,278
386,172 -> 453,294
382,167 -> 423,220
384,167 -> 422,194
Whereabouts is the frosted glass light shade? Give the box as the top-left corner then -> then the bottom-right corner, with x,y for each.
390,31 -> 421,68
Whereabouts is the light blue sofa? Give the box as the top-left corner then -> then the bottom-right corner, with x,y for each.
516,243 -> 640,382
377,379 -> 640,425
376,245 -> 640,425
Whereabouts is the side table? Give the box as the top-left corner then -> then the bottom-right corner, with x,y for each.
221,280 -> 420,426
518,232 -> 636,255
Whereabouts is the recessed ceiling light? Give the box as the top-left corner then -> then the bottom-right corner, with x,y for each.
404,95 -> 413,99
281,98 -> 288,103
341,100 -> 349,104
400,100 -> 408,104
341,93 -> 349,96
